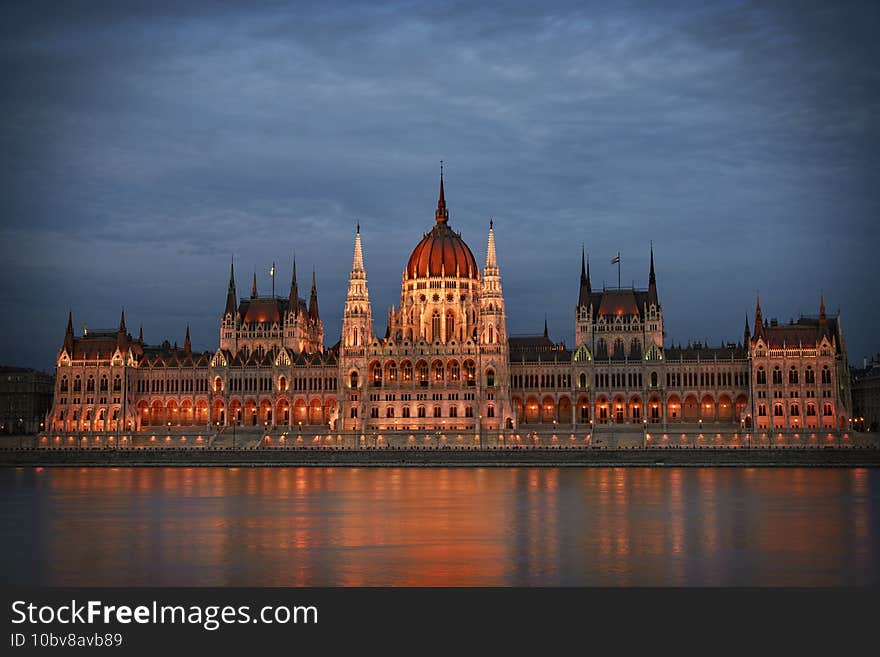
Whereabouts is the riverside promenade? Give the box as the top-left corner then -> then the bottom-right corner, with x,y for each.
2,445 -> 879,467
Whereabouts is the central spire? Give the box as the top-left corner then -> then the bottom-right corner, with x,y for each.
435,160 -> 448,224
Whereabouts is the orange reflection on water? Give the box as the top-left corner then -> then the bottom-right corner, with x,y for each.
2,467 -> 877,586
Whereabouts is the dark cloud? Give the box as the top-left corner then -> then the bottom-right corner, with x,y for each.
1,0 -> 877,370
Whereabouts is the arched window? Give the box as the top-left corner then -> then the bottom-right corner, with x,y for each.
402,361 -> 413,381
823,403 -> 833,416
279,376 -> 287,392
821,367 -> 831,385
630,339 -> 642,359
756,367 -> 766,385
613,339 -> 625,359
773,404 -> 784,417
113,376 -> 121,392
650,371 -> 658,388
371,362 -> 383,386
431,312 -> 441,342
790,404 -> 799,416
579,373 -> 587,389
488,325 -> 495,344
445,312 -> 455,342
386,407 -> 394,418
788,367 -> 798,385
596,339 -> 608,359
772,367 -> 782,385
350,371 -> 359,389
417,406 -> 426,418
100,376 -> 108,392
86,376 -> 95,392
486,369 -> 495,387
805,367 -> 815,384
806,403 -> 817,417
60,376 -> 68,392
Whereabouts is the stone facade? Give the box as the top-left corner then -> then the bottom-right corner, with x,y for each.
46,172 -> 853,438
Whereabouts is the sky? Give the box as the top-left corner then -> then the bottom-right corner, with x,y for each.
1,0 -> 878,372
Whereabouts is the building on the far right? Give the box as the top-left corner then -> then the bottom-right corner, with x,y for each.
851,356 -> 880,432
748,295 -> 851,431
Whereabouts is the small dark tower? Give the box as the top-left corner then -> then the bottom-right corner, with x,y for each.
63,311 -> 75,354
647,241 -> 658,306
225,259 -> 237,316
308,270 -> 320,321
288,254 -> 299,316
184,325 -> 192,353
578,246 -> 592,307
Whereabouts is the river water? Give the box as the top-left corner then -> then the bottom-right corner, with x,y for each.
1,467 -> 877,586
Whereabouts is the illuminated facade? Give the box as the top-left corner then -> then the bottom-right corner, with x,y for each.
47,173 -> 852,438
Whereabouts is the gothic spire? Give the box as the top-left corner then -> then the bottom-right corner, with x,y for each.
184,325 -> 191,353
308,269 -> 319,320
819,293 -> 827,321
485,218 -> 498,271
352,224 -> 365,273
754,293 -> 764,337
225,257 -> 237,315
118,308 -> 126,334
647,241 -> 658,305
744,314 -> 751,343
63,310 -> 74,354
543,315 -> 549,339
578,246 -> 592,306
138,324 -> 143,343
251,270 -> 257,298
289,253 -> 299,314
435,161 -> 448,224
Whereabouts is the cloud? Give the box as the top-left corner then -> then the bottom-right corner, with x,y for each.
0,0 -> 877,369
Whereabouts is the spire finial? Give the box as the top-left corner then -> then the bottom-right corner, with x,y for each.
118,307 -> 126,333
184,324 -> 191,353
543,314 -> 548,339
820,292 -> 826,319
138,324 -> 143,343
435,162 -> 448,223
251,269 -> 257,298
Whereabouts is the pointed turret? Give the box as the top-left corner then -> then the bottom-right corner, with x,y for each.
744,315 -> 751,343
578,246 -> 592,307
251,270 -> 258,298
118,308 -> 126,334
647,241 -> 658,306
485,218 -> 498,271
753,294 -> 765,338
288,254 -> 299,316
819,293 -> 827,321
308,269 -> 319,320
225,258 -> 237,315
184,325 -> 191,353
543,315 -> 549,339
352,223 -> 365,273
63,311 -> 75,354
116,308 -> 128,351
138,324 -> 143,344
342,225 -> 373,349
435,161 -> 448,224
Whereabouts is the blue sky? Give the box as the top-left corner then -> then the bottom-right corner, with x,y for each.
1,0 -> 878,370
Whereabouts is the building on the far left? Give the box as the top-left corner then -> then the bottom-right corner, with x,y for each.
0,366 -> 54,434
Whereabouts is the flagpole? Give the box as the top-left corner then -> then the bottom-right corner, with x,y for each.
271,261 -> 275,298
617,252 -> 621,289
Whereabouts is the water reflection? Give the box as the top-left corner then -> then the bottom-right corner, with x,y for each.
0,467 -> 877,586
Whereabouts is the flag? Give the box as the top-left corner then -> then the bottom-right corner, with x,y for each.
611,255 -> 620,264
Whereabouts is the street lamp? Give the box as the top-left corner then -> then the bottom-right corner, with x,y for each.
643,418 -> 648,449
478,414 -> 482,449
697,418 -> 702,448
589,419 -> 594,447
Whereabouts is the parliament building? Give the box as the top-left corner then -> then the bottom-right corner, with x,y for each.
47,173 -> 853,444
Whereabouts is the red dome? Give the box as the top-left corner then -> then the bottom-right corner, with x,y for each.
406,173 -> 479,280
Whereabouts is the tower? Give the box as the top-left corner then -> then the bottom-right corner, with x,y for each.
341,224 -> 374,350
220,258 -> 238,353
575,246 -> 593,347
